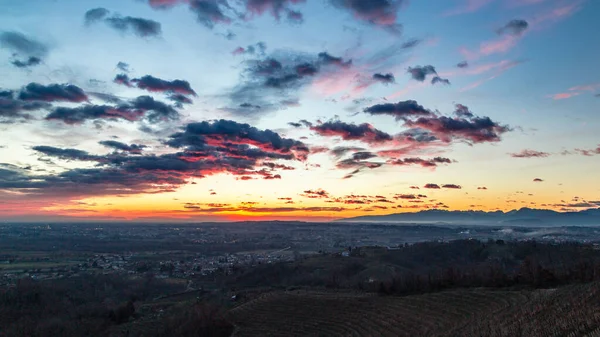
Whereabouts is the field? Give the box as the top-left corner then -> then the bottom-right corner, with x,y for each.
227,283 -> 600,337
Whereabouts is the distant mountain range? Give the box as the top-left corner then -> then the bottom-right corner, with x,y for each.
337,208 -> 600,226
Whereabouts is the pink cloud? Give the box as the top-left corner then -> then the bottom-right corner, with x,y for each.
550,92 -> 580,100
443,0 -> 494,16
479,35 -> 520,56
530,2 -> 584,27
549,83 -> 600,100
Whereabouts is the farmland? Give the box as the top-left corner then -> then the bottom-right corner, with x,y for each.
227,284 -> 600,337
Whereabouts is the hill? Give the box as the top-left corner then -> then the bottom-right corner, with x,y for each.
337,207 -> 600,226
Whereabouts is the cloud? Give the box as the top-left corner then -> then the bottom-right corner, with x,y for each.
0,97 -> 50,124
84,8 -> 110,25
232,42 -> 267,56
45,95 -> 179,125
115,74 -> 197,96
310,120 -> 393,144
372,73 -> 395,84
86,8 -> 162,37
0,31 -> 48,58
330,0 -> 403,33
443,0 -> 493,16
188,0 -> 233,28
477,186 -> 487,190
533,178 -> 543,182
497,19 -> 529,36
0,94 -> 50,123
167,119 -> 309,160
116,61 -> 131,73
330,146 -> 365,158
407,65 -> 437,81
32,146 -> 99,161
550,83 -> 600,100
574,145 -> 600,156
403,104 -> 510,144
167,94 -> 194,107
424,183 -> 441,189
224,51 -> 350,116
510,149 -> 550,158
245,0 -> 306,21
99,140 -> 147,154
11,56 -> 42,68
301,189 -> 330,198
318,52 -> 352,68
457,61 -> 469,68
442,184 -> 461,189
388,157 -> 453,168
431,76 -> 451,85
2,120 -> 307,199
363,100 -> 433,120
18,83 -> 88,103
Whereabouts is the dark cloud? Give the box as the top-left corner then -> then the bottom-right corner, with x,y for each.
311,120 -> 393,144
18,83 -> 88,103
11,56 -> 42,68
84,8 -> 110,25
189,0 -> 232,29
318,52 -> 352,68
407,65 -> 437,81
245,0 -> 306,21
99,140 -> 147,154
32,146 -> 99,162
115,74 -> 197,96
404,105 -> 510,144
330,146 -> 365,158
288,122 -> 302,128
457,61 -> 468,68
453,104 -> 474,118
388,157 -> 453,168
167,94 -> 194,107
533,178 -> 544,182
497,19 -> 529,36
232,42 -> 267,56
86,8 -> 162,37
225,51 -> 349,116
46,95 -> 179,125
510,149 -> 550,158
114,74 -> 132,87
287,10 -> 303,23
2,120 -> 307,198
0,31 -> 48,58
0,94 -> 50,122
431,76 -> 451,85
364,99 -> 433,120
167,119 -> 309,160
104,15 -> 162,37
330,0 -> 403,33
401,38 -> 422,49
442,184 -> 461,189
424,183 -> 440,189
372,73 -> 395,84
301,189 -> 330,198
116,61 -> 131,73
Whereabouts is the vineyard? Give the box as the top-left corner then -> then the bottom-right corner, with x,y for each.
227,283 -> 600,337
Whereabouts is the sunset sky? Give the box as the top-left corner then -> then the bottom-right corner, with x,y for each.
0,0 -> 599,222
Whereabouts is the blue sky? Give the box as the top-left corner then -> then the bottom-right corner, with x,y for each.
0,0 -> 598,221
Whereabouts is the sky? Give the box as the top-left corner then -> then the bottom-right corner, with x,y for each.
0,0 -> 599,222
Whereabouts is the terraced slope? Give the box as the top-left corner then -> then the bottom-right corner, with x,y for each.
227,289 -> 534,337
